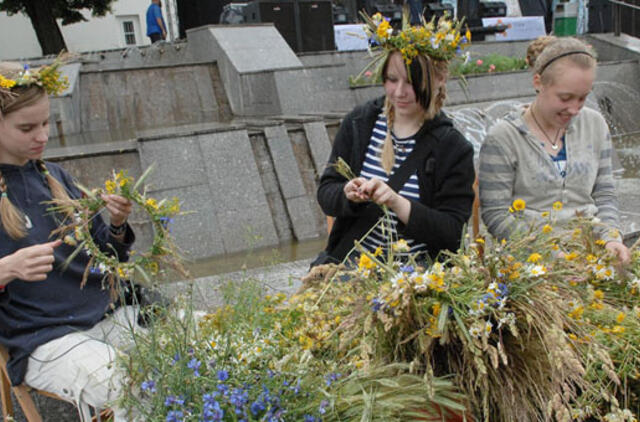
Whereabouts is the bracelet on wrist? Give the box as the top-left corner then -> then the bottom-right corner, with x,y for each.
109,222 -> 127,236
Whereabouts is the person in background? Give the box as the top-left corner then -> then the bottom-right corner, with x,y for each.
479,37 -> 630,264
146,0 -> 167,43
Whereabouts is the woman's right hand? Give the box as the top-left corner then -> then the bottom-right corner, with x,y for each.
343,177 -> 370,203
0,240 -> 62,285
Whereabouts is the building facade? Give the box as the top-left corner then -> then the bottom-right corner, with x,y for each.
0,0 -> 179,60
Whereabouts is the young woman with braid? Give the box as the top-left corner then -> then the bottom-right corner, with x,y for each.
0,62 -> 139,420
479,37 -> 630,264
316,15 -> 475,264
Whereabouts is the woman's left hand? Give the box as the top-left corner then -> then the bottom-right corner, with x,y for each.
605,240 -> 631,265
101,194 -> 133,227
360,178 -> 411,223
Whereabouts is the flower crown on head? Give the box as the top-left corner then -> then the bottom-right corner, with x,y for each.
0,55 -> 70,98
358,9 -> 471,80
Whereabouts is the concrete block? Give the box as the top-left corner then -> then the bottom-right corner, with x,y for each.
201,25 -> 303,73
304,121 -> 332,176
198,130 -> 271,208
264,125 -> 307,198
286,195 -> 320,240
217,207 -> 279,253
198,129 -> 279,251
138,135 -> 207,191
151,184 -> 226,260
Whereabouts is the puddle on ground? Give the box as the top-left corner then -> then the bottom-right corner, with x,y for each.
161,236 -> 327,281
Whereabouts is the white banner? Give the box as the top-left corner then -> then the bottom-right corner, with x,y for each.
334,24 -> 368,51
481,16 -> 547,41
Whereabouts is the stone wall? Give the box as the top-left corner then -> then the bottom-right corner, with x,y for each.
44,119 -> 338,262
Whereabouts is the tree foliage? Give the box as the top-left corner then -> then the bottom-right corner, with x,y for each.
0,0 -> 117,55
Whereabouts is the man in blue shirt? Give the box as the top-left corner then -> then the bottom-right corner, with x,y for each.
146,0 -> 167,43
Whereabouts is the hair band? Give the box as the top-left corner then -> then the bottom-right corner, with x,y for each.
1,192 -> 7,198
539,50 -> 594,75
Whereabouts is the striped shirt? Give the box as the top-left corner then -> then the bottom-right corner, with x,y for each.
550,137 -> 567,178
358,114 -> 428,256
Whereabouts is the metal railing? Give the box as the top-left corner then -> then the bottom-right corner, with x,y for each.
609,0 -> 640,36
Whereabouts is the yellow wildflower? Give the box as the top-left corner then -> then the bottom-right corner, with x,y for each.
0,75 -> 16,89
373,246 -> 383,257
541,211 -> 550,218
376,19 -> 391,39
611,325 -> 625,334
568,305 -> 584,320
595,239 -> 606,246
146,198 -> 159,209
594,290 -> 604,300
616,312 -> 626,324
527,253 -> 542,263
564,251 -> 579,261
105,179 -> 117,194
542,224 -> 553,234
552,201 -> 563,211
475,238 -> 484,244
512,198 -> 526,211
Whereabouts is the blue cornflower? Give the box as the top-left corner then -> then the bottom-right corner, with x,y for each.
171,352 -> 180,365
325,372 -> 342,387
304,415 -> 319,422
267,369 -> 276,378
202,396 -> 224,422
159,216 -> 174,231
187,358 -> 202,377
166,410 -> 184,422
319,400 -> 329,415
250,400 -> 266,416
141,379 -> 156,393
217,383 -> 229,396
217,369 -> 229,382
164,395 -> 185,407
229,388 -> 249,414
399,265 -> 414,273
291,380 -> 301,395
371,297 -> 384,312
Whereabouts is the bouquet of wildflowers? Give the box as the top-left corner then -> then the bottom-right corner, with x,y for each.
48,167 -> 187,296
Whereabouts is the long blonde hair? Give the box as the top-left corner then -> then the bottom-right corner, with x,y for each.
380,53 -> 448,174
0,83 -> 72,239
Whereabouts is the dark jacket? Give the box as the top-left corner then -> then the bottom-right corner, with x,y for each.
317,97 -> 475,262
0,161 -> 134,385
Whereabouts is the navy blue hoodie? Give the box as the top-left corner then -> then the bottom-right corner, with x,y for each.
0,160 -> 134,385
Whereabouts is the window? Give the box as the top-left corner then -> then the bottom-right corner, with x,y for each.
122,20 -> 136,45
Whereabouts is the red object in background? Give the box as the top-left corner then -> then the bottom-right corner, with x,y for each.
413,404 -> 467,421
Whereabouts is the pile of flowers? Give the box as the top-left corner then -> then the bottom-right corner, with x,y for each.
121,200 -> 640,421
